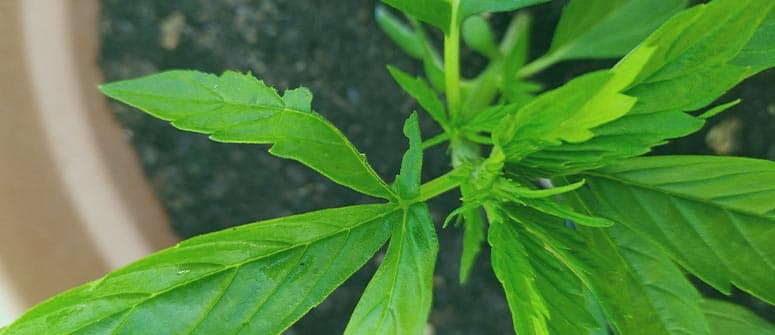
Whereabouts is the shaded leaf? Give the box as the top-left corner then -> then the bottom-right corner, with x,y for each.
382,0 -> 547,33
487,205 -> 550,335
387,66 -> 448,128
507,204 -> 712,335
459,182 -> 485,284
376,6 -> 425,59
702,299 -> 775,335
462,15 -> 500,58
101,70 -> 394,200
549,0 -> 687,60
1,204 -> 397,335
345,203 -> 438,335
459,0 -> 549,21
506,207 -> 601,335
578,156 -> 775,304
732,7 -> 775,73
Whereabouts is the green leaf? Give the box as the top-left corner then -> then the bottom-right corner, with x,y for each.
381,0 -> 547,33
548,0 -> 687,60
1,204 -> 397,335
487,205 -> 550,335
376,6 -> 425,59
501,205 -> 600,335
459,182 -> 485,284
578,156 -> 775,304
395,112 -> 423,199
624,0 -> 773,114
459,0 -> 549,21
387,66 -> 448,128
100,70 -> 394,200
702,299 -> 775,335
732,7 -> 775,73
462,15 -> 500,58
506,204 -> 712,335
380,0 -> 452,33
495,43 -> 652,163
513,0 -> 775,176
610,225 -> 711,335
344,203 -> 438,335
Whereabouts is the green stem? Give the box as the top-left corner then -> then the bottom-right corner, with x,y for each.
517,49 -> 565,78
444,0 -> 462,122
417,168 -> 465,202
422,133 -> 450,149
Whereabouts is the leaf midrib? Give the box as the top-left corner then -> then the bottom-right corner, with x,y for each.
59,207 -> 399,335
582,170 -> 772,219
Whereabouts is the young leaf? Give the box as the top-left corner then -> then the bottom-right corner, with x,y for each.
375,6 -> 425,59
507,204 -> 712,335
462,15 -> 500,59
380,0 -> 452,33
1,204 -> 398,335
100,70 -> 394,200
578,156 -> 775,304
487,205 -> 550,335
505,207 -> 601,334
344,203 -> 438,335
381,0 -> 547,33
702,299 -> 775,335
459,182 -> 485,284
513,0 -> 775,176
494,43 -> 651,163
548,0 -> 687,61
387,66 -> 448,128
459,0 -> 549,22
395,112 -> 423,199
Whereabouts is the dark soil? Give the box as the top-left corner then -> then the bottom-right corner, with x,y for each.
100,1 -> 774,333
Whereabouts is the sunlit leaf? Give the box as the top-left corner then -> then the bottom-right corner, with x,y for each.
101,70 -> 394,200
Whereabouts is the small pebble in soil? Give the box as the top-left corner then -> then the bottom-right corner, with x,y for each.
705,117 -> 741,155
159,11 -> 186,50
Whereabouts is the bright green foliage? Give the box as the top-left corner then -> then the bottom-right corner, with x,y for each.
345,203 -> 438,334
6,0 -> 775,334
100,70 -> 394,200
2,204 -> 396,334
387,67 -> 448,130
488,206 -> 551,335
577,156 -> 775,303
462,15 -> 499,59
514,0 -> 775,176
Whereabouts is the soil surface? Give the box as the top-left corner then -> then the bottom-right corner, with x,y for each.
100,1 -> 774,333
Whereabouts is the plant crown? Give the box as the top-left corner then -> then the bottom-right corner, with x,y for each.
3,0 -> 775,334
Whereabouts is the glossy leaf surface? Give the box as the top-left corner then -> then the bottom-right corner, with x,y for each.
495,43 -> 651,163
579,156 -> 775,304
1,204 -> 397,335
344,203 -> 438,335
514,0 -> 775,176
101,70 -> 394,200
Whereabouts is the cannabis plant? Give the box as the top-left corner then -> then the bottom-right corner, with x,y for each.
3,0 -> 774,334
